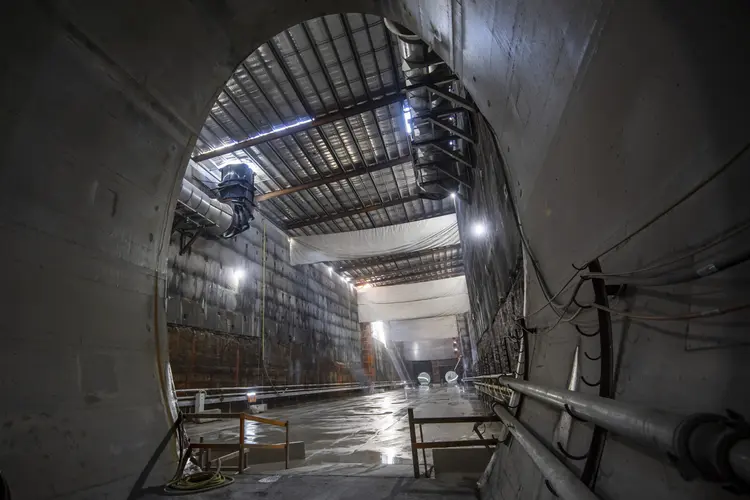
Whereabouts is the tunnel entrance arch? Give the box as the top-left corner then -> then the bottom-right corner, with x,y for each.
0,3 -> 483,498
3,1 -> 750,499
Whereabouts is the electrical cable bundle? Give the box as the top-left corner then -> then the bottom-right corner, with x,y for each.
480,111 -> 750,333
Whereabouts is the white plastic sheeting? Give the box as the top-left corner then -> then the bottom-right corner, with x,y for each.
358,276 -> 469,322
386,316 -> 458,342
403,339 -> 456,361
289,214 -> 459,265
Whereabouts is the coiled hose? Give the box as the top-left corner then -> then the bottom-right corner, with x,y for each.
165,468 -> 233,495
163,415 -> 234,495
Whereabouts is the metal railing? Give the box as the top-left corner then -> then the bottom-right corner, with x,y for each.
188,412 -> 290,473
176,381 -> 406,409
406,408 -> 500,478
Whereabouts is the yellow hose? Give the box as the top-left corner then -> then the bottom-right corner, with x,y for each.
165,469 -> 233,494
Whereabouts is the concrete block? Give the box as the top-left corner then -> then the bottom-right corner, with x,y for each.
247,404 -> 268,414
433,447 -> 493,477
192,408 -> 221,424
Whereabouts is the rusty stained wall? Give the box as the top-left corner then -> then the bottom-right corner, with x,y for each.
474,272 -> 524,379
166,214 -> 363,388
360,322 -> 402,383
168,324 -> 359,388
373,340 -> 402,382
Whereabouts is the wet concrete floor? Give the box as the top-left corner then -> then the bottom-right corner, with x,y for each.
185,386 -> 501,468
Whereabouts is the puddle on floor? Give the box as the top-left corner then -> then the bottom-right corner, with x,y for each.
304,450 -> 411,466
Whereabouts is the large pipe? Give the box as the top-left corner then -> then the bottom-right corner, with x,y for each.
489,377 -> 750,488
492,405 -> 599,500
178,178 -> 232,236
385,18 -> 459,200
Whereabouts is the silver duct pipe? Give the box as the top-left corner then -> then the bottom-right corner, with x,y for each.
383,19 -> 421,41
178,178 -> 232,236
385,20 -> 460,199
487,376 -> 750,488
493,405 -> 600,500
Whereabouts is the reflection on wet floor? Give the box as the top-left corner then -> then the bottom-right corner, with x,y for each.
185,386 -> 502,468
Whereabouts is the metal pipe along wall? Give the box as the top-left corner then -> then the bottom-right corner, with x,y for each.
494,377 -> 750,487
492,405 -> 599,500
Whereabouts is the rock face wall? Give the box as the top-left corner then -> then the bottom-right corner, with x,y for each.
166,214 -> 363,388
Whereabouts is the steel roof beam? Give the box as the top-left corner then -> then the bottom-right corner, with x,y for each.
256,156 -> 412,201
193,75 -> 456,163
193,93 -> 405,162
336,244 -> 462,272
356,258 -> 465,283
368,267 -> 465,287
286,194 -> 424,230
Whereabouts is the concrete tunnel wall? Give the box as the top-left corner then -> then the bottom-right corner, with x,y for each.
1,0 -> 750,498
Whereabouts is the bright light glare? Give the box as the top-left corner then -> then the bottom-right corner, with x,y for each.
450,192 -> 456,199
372,321 -> 387,345
472,222 -> 487,237
246,392 -> 256,397
233,268 -> 246,281
203,117 -> 313,156
403,105 -> 413,135
327,265 -> 333,275
380,447 -> 398,465
357,283 -> 372,290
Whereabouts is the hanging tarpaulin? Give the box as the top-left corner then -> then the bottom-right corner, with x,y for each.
358,276 -> 469,322
289,214 -> 459,265
386,316 -> 459,342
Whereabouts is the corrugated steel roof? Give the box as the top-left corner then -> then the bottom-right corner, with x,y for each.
191,14 -> 458,284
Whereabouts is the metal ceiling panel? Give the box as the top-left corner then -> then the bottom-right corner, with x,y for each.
191,15 -> 460,283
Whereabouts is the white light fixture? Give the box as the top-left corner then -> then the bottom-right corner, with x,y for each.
327,265 -> 333,275
450,192 -> 456,199
233,268 -> 246,281
472,222 -> 487,237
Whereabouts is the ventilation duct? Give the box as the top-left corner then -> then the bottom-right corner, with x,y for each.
177,178 -> 233,237
175,163 -> 256,241
386,21 -> 462,200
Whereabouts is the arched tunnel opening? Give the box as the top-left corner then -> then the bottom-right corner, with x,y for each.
2,1 -> 750,499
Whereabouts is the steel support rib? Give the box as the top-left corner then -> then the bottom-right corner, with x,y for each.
492,405 -> 599,500
256,156 -> 411,201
